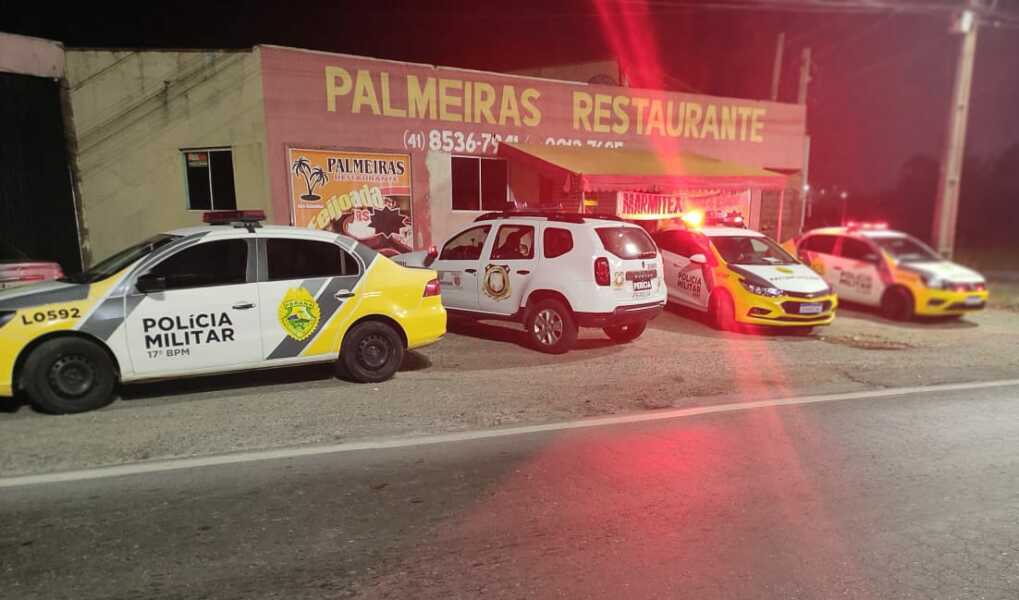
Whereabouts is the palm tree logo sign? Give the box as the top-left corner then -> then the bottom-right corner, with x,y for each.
292,156 -> 329,201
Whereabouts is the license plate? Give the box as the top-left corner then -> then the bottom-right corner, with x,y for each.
799,303 -> 823,315
965,296 -> 983,306
633,280 -> 653,291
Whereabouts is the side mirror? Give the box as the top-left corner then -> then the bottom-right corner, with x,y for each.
689,253 -> 708,265
136,273 -> 166,294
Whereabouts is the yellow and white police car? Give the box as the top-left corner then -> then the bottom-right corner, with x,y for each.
787,223 -> 988,320
0,211 -> 445,414
652,214 -> 836,331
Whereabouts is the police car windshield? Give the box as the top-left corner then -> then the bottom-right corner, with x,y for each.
870,235 -> 940,262
60,234 -> 181,284
710,235 -> 797,266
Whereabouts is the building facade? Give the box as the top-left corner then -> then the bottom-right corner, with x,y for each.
59,44 -> 809,264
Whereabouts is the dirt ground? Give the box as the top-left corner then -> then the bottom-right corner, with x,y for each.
1,303 -> 1017,477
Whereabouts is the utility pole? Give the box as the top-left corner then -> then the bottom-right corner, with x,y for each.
796,48 -> 812,237
770,32 -> 785,101
932,4 -> 980,258
797,47 -> 812,105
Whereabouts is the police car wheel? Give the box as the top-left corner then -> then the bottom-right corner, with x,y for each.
709,291 -> 735,331
881,287 -> 915,321
525,299 -> 577,354
604,321 -> 647,343
22,337 -> 117,414
339,321 -> 404,383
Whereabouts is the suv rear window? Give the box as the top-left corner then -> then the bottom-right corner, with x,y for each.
596,227 -> 657,260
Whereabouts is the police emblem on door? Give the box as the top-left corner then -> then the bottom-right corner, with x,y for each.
278,287 -> 322,341
482,265 -> 512,301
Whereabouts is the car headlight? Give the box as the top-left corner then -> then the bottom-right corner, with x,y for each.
740,279 -> 783,297
0,311 -> 15,330
921,273 -> 946,289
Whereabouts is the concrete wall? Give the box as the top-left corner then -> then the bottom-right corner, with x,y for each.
65,49 -> 269,263
0,32 -> 63,78
426,152 -> 542,245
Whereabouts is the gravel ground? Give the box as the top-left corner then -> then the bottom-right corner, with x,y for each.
1,304 -> 1017,477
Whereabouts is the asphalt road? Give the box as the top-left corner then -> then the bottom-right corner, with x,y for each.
3,306 -> 1019,477
2,382 -> 1017,599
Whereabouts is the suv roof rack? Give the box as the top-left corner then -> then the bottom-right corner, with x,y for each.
473,210 -> 625,224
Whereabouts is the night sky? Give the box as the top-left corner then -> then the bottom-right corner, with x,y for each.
5,0 -> 1019,197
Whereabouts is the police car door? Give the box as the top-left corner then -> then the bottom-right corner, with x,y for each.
258,236 -> 364,363
478,223 -> 537,315
429,224 -> 492,312
834,237 -> 883,305
124,238 -> 262,375
657,230 -> 709,310
796,234 -> 839,287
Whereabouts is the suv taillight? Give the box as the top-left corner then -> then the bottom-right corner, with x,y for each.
423,278 -> 441,297
594,257 -> 611,286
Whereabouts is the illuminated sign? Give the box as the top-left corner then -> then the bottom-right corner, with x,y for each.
617,192 -> 683,220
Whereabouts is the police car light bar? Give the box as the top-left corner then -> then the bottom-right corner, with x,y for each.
680,210 -> 705,228
704,210 -> 746,228
202,210 -> 267,225
846,221 -> 888,231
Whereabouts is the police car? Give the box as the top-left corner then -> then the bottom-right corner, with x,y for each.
788,223 -> 989,320
652,212 -> 836,331
396,211 -> 666,353
0,211 -> 446,414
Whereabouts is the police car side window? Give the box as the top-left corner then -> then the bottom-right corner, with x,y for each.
440,225 -> 491,261
840,238 -> 879,263
655,231 -> 685,256
802,235 -> 837,255
543,228 -> 573,259
147,240 -> 248,290
266,239 -> 353,281
490,225 -> 535,260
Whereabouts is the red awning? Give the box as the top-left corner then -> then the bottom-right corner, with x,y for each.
498,142 -> 788,192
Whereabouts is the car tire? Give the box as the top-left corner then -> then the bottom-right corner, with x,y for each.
339,321 -> 405,383
525,299 -> 577,354
709,290 -> 736,331
604,321 -> 647,343
22,337 -> 117,414
881,286 -> 915,321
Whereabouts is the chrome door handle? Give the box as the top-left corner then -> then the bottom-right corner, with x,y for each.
334,291 -> 355,300
232,302 -> 255,310
517,270 -> 531,275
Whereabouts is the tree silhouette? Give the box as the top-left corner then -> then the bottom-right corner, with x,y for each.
292,157 -> 328,201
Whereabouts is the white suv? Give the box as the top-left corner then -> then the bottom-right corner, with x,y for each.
398,211 -> 666,353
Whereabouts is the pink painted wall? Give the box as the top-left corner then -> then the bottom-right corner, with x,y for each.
258,45 -> 807,248
0,32 -> 64,78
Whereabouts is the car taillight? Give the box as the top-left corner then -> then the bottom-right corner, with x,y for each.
423,278 -> 441,297
594,257 -> 610,286
975,283 -> 987,291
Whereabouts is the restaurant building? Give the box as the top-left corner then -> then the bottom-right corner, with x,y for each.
61,44 -> 808,263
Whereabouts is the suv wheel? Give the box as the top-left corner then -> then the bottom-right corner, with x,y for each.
22,337 -> 117,414
525,299 -> 578,354
604,321 -> 647,343
339,321 -> 405,383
